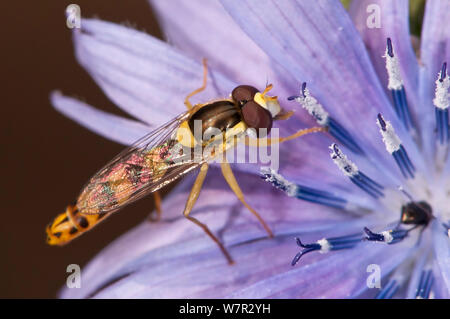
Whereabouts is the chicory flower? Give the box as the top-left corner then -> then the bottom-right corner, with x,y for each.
54,0 -> 449,298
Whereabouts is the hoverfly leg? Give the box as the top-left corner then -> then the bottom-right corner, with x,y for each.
273,109 -> 295,121
183,163 -> 234,264
220,159 -> 273,238
147,191 -> 162,222
184,58 -> 209,110
244,126 -> 328,147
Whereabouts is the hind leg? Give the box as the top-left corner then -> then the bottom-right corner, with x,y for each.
183,163 -> 234,264
147,191 -> 162,222
220,159 -> 273,237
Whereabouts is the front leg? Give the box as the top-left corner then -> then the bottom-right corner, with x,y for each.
245,126 -> 328,147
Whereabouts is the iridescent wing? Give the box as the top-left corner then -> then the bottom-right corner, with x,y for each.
76,110 -> 205,214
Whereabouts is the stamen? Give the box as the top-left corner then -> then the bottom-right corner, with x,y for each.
444,223 -> 450,237
384,38 -> 414,131
433,62 -> 450,144
364,226 -> 410,244
291,234 -> 362,266
375,280 -> 399,299
415,269 -> 434,299
260,168 -> 347,209
288,83 -> 364,154
288,84 -> 328,125
377,114 -> 415,179
330,144 -> 384,198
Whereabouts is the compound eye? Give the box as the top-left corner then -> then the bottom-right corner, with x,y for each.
232,85 -> 259,106
241,101 -> 273,137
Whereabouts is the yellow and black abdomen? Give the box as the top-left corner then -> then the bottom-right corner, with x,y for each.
46,205 -> 109,245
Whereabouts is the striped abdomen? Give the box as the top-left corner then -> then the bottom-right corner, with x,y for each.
46,205 -> 109,245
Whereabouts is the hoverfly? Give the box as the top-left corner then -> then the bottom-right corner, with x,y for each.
46,59 -> 326,263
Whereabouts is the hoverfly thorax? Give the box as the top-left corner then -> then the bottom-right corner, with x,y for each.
187,100 -> 241,142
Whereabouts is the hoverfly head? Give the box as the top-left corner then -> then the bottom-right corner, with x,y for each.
232,84 -> 282,137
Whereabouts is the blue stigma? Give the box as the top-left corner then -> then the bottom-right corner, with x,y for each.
364,227 -> 409,244
416,270 -> 434,299
291,234 -> 362,266
301,82 -> 307,98
386,38 -> 394,58
260,168 -> 347,209
375,280 -> 399,299
440,62 -> 447,82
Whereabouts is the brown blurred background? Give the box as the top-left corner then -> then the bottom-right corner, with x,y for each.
1,1 -> 165,298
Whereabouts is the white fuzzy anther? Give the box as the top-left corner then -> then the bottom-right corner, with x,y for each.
381,231 -> 394,244
433,72 -> 450,110
293,88 -> 329,126
260,168 -> 298,197
317,239 -> 331,254
329,144 -> 358,177
377,118 -> 401,154
384,48 -> 403,90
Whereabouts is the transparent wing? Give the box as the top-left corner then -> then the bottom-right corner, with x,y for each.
76,110 -> 204,214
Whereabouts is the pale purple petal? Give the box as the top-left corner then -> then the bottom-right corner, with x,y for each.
64,215 -> 412,298
405,238 -> 431,298
219,0 -> 423,180
432,221 -> 450,296
73,19 -> 236,126
431,259 -> 450,299
349,0 -> 420,123
148,0 -> 298,99
225,239 -> 413,299
50,91 -> 151,145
